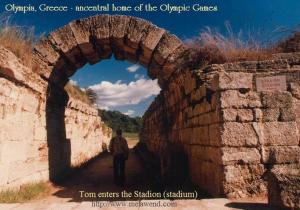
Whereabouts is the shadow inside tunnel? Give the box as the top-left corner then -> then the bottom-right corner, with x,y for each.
50,149 -> 162,202
46,81 -> 72,184
48,146 -> 208,203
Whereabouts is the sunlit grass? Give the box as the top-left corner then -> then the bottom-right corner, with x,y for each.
0,182 -> 50,203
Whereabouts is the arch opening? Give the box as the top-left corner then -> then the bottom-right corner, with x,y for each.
32,15 -> 191,185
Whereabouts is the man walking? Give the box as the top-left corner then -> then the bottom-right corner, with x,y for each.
109,129 -> 129,187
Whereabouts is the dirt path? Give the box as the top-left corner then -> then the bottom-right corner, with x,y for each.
0,139 -> 271,210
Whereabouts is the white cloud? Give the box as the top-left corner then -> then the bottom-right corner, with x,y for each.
134,74 -> 145,80
123,110 -> 135,116
69,79 -> 78,86
126,64 -> 140,73
89,79 -> 161,110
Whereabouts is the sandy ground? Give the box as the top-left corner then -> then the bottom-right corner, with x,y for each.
0,139 -> 272,210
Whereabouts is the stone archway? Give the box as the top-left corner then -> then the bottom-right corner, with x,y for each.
0,11 -> 298,208
27,15 -> 300,202
32,15 -> 190,88
31,15 -> 192,183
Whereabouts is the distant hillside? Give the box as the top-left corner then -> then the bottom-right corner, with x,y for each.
98,109 -> 142,133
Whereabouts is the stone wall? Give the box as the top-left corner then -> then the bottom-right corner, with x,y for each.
142,53 -> 300,198
0,47 -> 112,190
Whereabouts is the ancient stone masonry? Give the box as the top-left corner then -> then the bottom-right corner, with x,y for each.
0,47 -> 111,190
141,53 -> 300,200
0,14 -> 299,208
32,15 -> 188,88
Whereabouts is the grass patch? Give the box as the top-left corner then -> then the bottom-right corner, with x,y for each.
0,14 -> 42,69
186,23 -> 276,67
0,182 -> 50,203
64,82 -> 92,105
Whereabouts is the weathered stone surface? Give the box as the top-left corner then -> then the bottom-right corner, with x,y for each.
69,19 -> 102,64
189,156 -> 223,196
222,147 -> 261,165
48,24 -> 87,69
33,39 -> 60,65
262,146 -> 300,164
109,15 -> 131,60
268,164 -> 300,210
254,108 -> 263,122
224,164 -> 266,198
209,124 -> 222,146
0,47 -> 112,190
126,18 -> 150,50
262,92 -> 293,108
290,82 -> 300,99
221,122 -> 258,146
262,108 -> 280,122
152,32 -> 182,65
160,46 -> 188,82
214,72 -> 253,90
189,145 -> 221,164
191,126 -> 209,145
262,122 -> 299,146
236,109 -> 253,122
280,107 -> 296,121
90,15 -> 112,59
220,90 -> 261,108
2,15 -> 300,201
139,24 -> 165,66
222,109 -> 237,121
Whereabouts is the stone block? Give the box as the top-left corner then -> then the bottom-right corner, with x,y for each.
220,90 -> 261,108
268,164 -> 300,210
189,145 -> 222,164
0,141 -> 27,164
221,122 -> 258,146
184,73 -> 196,95
125,17 -> 150,50
257,59 -> 289,70
109,15 -> 131,60
179,128 -> 192,144
237,109 -> 253,122
152,33 -> 182,65
189,157 -> 223,196
254,109 -> 264,122
69,19 -> 102,64
191,126 -> 209,145
262,108 -> 280,122
20,92 -> 39,113
262,122 -> 299,146
290,82 -> 300,99
90,15 -> 112,59
33,39 -> 60,65
279,107 -> 296,121
34,126 -> 47,141
0,162 -> 9,186
221,147 -> 261,165
223,164 -> 266,198
217,72 -> 253,90
262,146 -> 300,164
160,46 -> 188,82
49,24 -> 87,69
139,24 -> 165,66
262,92 -> 293,108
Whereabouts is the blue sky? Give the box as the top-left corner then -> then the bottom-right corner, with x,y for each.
1,0 -> 300,116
